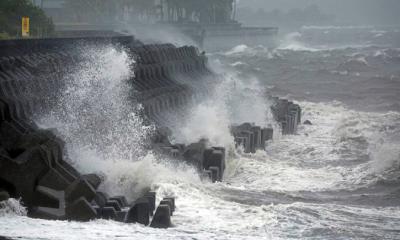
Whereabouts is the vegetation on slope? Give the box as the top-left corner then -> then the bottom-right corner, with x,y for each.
0,0 -> 54,39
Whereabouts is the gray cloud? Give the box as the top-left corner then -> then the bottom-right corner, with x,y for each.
236,0 -> 400,25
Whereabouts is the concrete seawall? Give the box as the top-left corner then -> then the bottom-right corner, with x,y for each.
0,36 -> 301,226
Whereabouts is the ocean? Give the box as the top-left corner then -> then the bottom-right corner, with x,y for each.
1,26 -> 400,240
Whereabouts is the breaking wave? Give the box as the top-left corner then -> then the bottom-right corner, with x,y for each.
278,32 -> 320,52
35,45 -> 179,200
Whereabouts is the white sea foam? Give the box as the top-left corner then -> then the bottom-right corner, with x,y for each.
278,32 -> 320,52
225,44 -> 250,55
0,199 -> 27,216
223,101 -> 400,192
230,61 -> 247,67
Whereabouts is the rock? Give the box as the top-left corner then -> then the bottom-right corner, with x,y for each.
125,197 -> 150,225
150,204 -> 171,228
303,120 -> 312,125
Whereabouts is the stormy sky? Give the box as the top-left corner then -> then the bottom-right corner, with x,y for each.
237,0 -> 400,25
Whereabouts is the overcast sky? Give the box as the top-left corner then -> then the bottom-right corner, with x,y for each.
237,0 -> 400,25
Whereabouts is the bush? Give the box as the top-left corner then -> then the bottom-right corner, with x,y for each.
0,32 -> 11,40
0,0 -> 54,38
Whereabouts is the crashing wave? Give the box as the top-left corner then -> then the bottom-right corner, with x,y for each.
337,57 -> 371,72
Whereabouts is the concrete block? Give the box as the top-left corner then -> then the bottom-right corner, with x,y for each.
105,200 -> 122,212
209,166 -> 220,183
163,197 -> 175,212
115,210 -> 128,222
203,149 -> 224,181
30,186 -> 65,220
38,168 -> 70,191
109,196 -> 128,208
93,191 -> 108,208
125,197 -> 150,225
100,206 -> 117,220
261,128 -> 273,148
161,197 -> 175,214
0,191 -> 10,202
66,197 -> 97,221
82,174 -> 102,190
65,178 -> 96,203
150,204 -> 171,228
144,192 -> 156,215
251,126 -> 262,150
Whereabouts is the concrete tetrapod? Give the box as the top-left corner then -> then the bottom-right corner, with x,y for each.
125,197 -> 150,226
150,204 -> 171,228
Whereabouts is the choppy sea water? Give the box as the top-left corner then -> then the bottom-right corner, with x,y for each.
1,26 -> 400,240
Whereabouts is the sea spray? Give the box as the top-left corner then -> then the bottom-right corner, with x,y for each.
0,199 -> 27,216
170,59 -> 276,148
36,45 -> 162,200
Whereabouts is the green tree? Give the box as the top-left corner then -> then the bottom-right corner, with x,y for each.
0,0 -> 54,39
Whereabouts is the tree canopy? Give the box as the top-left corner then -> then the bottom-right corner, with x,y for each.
0,0 -> 54,39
